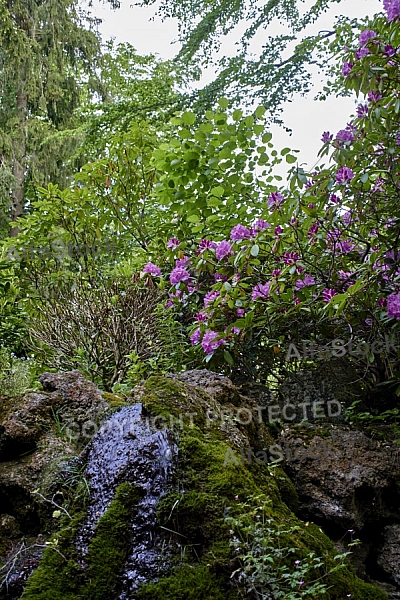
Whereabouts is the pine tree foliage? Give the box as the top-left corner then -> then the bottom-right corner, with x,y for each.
0,0 -> 119,235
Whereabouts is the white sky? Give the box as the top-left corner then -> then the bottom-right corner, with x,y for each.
92,0 -> 382,174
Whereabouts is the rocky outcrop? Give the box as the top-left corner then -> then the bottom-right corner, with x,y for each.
377,525 -> 400,587
278,423 -> 400,597
0,368 -> 395,599
0,371 -> 112,598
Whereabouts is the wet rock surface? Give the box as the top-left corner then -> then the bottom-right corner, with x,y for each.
76,404 -> 177,597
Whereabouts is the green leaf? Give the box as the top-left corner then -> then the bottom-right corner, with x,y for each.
187,214 -> 200,223
250,244 -> 259,257
210,185 -> 225,197
255,106 -> 266,118
181,111 -> 196,125
218,97 -> 229,109
224,350 -> 235,366
285,154 -> 297,164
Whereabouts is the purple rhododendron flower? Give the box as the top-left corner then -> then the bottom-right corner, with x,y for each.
295,274 -> 315,289
355,47 -> 370,60
175,256 -> 191,268
359,30 -> 376,45
367,90 -> 382,103
268,192 -> 285,210
170,267 -> 190,285
195,311 -> 208,322
336,167 -> 355,185
378,297 -> 387,308
201,331 -> 226,354
336,129 -> 354,144
357,104 -> 369,119
321,131 -> 333,143
329,194 -> 340,204
322,289 -> 337,303
387,293 -> 400,318
143,262 -> 162,276
342,62 -> 354,76
167,237 -> 180,248
338,270 -> 352,279
252,282 -> 270,300
216,240 -> 233,260
384,0 -> 400,22
337,240 -> 355,254
342,210 -> 354,226
272,269 -> 281,277
228,326 -> 241,335
308,221 -> 319,237
214,272 -> 228,282
198,239 -> 218,253
204,290 -> 220,306
283,251 -> 299,265
236,308 -> 246,317
275,225 -> 284,235
251,219 -> 270,236
384,44 -> 396,57
190,328 -> 201,345
230,224 -> 251,241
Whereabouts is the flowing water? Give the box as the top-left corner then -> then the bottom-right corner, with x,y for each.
76,403 -> 177,597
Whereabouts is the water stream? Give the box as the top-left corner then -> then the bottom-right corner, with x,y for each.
76,403 -> 177,597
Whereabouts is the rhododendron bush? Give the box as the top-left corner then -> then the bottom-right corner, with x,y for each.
142,6 -> 400,386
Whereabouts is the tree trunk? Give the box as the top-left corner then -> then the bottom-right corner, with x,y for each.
9,75 -> 27,238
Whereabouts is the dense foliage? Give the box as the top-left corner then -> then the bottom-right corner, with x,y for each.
141,6 -> 400,391
0,1 -> 399,400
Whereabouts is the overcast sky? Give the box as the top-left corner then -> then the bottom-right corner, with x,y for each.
92,0 -> 382,176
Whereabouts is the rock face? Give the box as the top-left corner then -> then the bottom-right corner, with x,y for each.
0,368 -> 396,600
279,423 -> 400,597
377,525 -> 400,586
278,358 -> 365,423
0,371 -> 111,598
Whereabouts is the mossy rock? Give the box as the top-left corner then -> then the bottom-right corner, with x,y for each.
136,376 -> 387,600
20,374 -> 388,600
21,483 -> 141,600
102,391 -> 132,411
136,564 -> 238,600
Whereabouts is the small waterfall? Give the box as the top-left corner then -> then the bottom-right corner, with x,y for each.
76,404 -> 177,596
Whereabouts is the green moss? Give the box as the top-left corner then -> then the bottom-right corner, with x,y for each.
22,483 -> 141,600
136,564 -> 238,600
102,391 -> 131,411
82,482 -> 141,599
140,375 -> 387,600
21,511 -> 86,600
